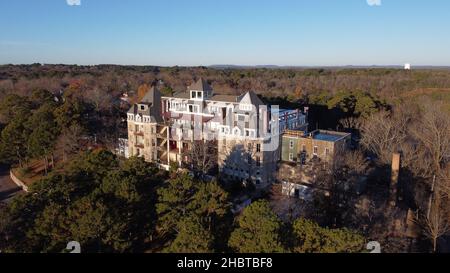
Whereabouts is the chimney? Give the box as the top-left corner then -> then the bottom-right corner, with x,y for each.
390,153 -> 401,207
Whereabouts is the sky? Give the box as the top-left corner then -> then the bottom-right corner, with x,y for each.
0,0 -> 450,66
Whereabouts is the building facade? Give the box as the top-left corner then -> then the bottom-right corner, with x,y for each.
127,78 -> 307,187
281,129 -> 351,164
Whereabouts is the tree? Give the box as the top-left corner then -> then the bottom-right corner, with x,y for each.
85,88 -> 113,113
417,177 -> 450,253
55,124 -> 84,162
1,150 -> 163,253
228,200 -> 284,253
26,104 -> 60,174
0,203 -> 11,250
54,98 -> 87,130
182,140 -> 217,178
166,215 -> 214,253
326,91 -> 383,118
30,89 -> 56,107
156,173 -> 196,236
0,94 -> 32,166
188,181 -> 229,231
66,196 -> 133,253
0,94 -> 32,124
291,218 -> 365,253
361,110 -> 408,166
100,157 -> 161,248
409,99 -> 450,175
0,114 -> 30,166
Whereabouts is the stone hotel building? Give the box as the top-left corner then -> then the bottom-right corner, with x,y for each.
127,78 -> 307,187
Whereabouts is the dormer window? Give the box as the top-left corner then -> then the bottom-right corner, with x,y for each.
140,105 -> 145,111
190,90 -> 203,100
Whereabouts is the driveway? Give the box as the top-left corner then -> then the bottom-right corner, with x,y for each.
0,165 -> 22,203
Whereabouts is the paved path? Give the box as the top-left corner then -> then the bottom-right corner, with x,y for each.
0,165 -> 22,203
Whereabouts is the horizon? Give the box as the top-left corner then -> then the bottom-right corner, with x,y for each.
1,0 -> 450,66
3,63 -> 450,69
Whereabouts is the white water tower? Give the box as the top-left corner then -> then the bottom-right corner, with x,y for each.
404,63 -> 411,70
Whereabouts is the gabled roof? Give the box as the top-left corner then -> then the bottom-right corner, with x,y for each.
141,86 -> 160,104
171,91 -> 190,99
238,91 -> 264,106
188,77 -> 213,92
127,85 -> 162,122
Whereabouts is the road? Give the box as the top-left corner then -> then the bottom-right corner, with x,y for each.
0,165 -> 22,203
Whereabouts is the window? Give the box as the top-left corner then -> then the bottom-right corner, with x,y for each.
302,144 -> 306,152
256,144 -> 261,153
313,146 -> 318,155
289,153 -> 294,161
256,156 -> 261,167
325,148 -> 330,157
290,140 -> 294,149
191,91 -> 203,100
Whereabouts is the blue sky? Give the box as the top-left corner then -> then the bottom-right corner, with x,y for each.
1,0 -> 449,66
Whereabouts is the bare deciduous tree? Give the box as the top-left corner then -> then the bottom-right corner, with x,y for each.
417,182 -> 449,253
55,124 -> 84,162
361,110 -> 408,166
409,99 -> 450,175
183,140 -> 217,178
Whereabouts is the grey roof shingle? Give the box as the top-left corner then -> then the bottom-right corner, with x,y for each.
141,86 -> 158,104
238,91 -> 264,106
188,77 -> 213,92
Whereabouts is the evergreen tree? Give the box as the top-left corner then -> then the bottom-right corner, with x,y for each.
166,215 -> 214,253
156,173 -> 196,235
229,200 -> 284,253
188,181 -> 229,230
291,218 -> 365,253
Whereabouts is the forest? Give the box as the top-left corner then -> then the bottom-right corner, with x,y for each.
0,64 -> 449,253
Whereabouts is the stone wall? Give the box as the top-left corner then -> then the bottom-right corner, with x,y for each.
10,170 -> 29,192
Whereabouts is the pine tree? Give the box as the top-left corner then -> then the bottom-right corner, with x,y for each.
156,173 -> 196,235
292,218 -> 365,253
166,215 -> 214,253
229,200 -> 284,253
